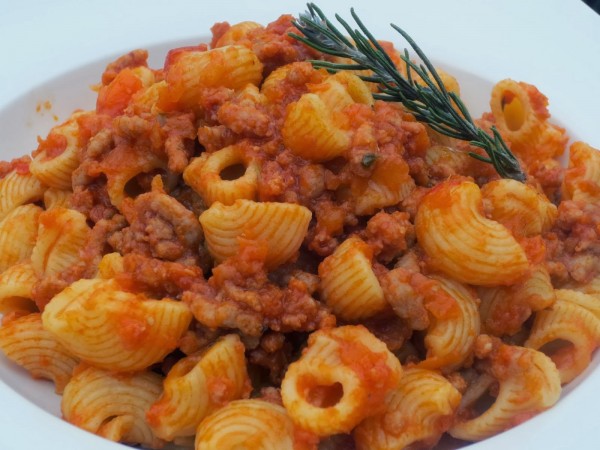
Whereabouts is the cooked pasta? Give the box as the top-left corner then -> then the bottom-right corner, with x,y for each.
415,179 -> 529,286
42,278 -> 192,372
0,313 -> 78,393
200,199 -> 312,268
61,365 -> 163,448
194,399 -> 304,450
318,236 -> 386,321
281,325 -> 402,436
147,334 -> 251,440
354,367 -> 461,449
0,11 -> 597,450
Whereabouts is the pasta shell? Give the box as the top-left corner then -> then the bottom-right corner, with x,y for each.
31,208 -> 91,277
562,141 -> 600,203
0,204 -> 42,272
30,113 -> 87,189
281,325 -> 402,436
61,365 -> 163,448
200,199 -> 312,268
526,296 -> 600,384
43,187 -> 72,210
418,275 -> 480,371
352,154 -> 415,215
354,368 -> 461,450
490,79 -> 567,166
449,344 -> 561,441
415,179 -> 529,286
183,145 -> 260,206
195,399 -> 297,450
147,334 -> 251,440
214,21 -> 263,47
282,93 -> 351,162
478,265 -> 555,336
166,45 -> 263,108
0,169 -> 45,221
318,236 -> 386,321
481,179 -> 557,237
0,313 -> 78,393
42,278 -> 192,372
0,262 -> 38,313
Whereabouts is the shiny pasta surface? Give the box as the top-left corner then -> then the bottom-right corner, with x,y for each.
0,12 -> 599,450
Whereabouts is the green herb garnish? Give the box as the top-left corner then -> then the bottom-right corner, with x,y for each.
361,153 -> 377,168
290,3 -> 526,182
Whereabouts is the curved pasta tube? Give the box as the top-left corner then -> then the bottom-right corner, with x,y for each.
354,368 -> 461,450
281,325 -> 402,436
480,179 -> 557,237
308,72 -> 373,112
97,252 -> 124,279
0,204 -> 41,272
0,169 -> 45,221
415,179 -> 529,286
104,151 -> 167,209
195,399 -> 300,450
282,93 -> 351,162
31,208 -> 91,277
0,262 -> 38,313
61,365 -> 163,448
131,80 -> 168,115
318,236 -> 386,321
478,265 -> 555,336
30,113 -> 87,189
183,145 -> 260,206
490,79 -> 567,165
562,141 -> 600,203
525,291 -> 600,384
449,343 -> 561,441
147,334 -> 251,440
351,155 -> 415,215
42,278 -> 192,372
214,21 -> 263,47
166,45 -> 263,108
418,276 -> 480,371
97,66 -> 155,116
43,187 -> 72,210
200,199 -> 312,268
0,313 -> 78,393
325,71 -> 374,106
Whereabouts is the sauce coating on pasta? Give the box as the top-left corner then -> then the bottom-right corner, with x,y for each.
0,11 -> 599,450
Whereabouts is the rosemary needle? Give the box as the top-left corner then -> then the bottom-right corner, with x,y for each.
290,3 -> 526,182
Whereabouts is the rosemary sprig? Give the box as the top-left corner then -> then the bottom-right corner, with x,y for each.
290,3 -> 526,182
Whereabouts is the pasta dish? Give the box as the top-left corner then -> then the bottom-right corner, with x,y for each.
0,8 -> 598,450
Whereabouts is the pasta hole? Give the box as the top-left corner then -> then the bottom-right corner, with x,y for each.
538,339 -> 574,370
219,163 -> 246,180
305,382 -> 344,408
501,91 -> 525,131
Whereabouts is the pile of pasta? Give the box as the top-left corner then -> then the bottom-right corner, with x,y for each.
0,14 -> 599,450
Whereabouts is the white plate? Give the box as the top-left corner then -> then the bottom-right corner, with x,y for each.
0,1 -> 599,449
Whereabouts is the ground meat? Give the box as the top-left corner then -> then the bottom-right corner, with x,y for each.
116,253 -> 205,298
183,239 -> 335,336
163,113 -> 198,172
362,313 -> 412,352
247,332 -> 293,384
378,268 -> 430,330
108,179 -> 203,264
30,215 -> 127,310
247,15 -> 322,76
545,199 -> 600,284
362,211 -> 415,264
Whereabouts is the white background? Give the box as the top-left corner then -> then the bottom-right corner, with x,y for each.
0,1 -> 599,449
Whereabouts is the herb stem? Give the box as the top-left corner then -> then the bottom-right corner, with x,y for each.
290,3 -> 526,182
